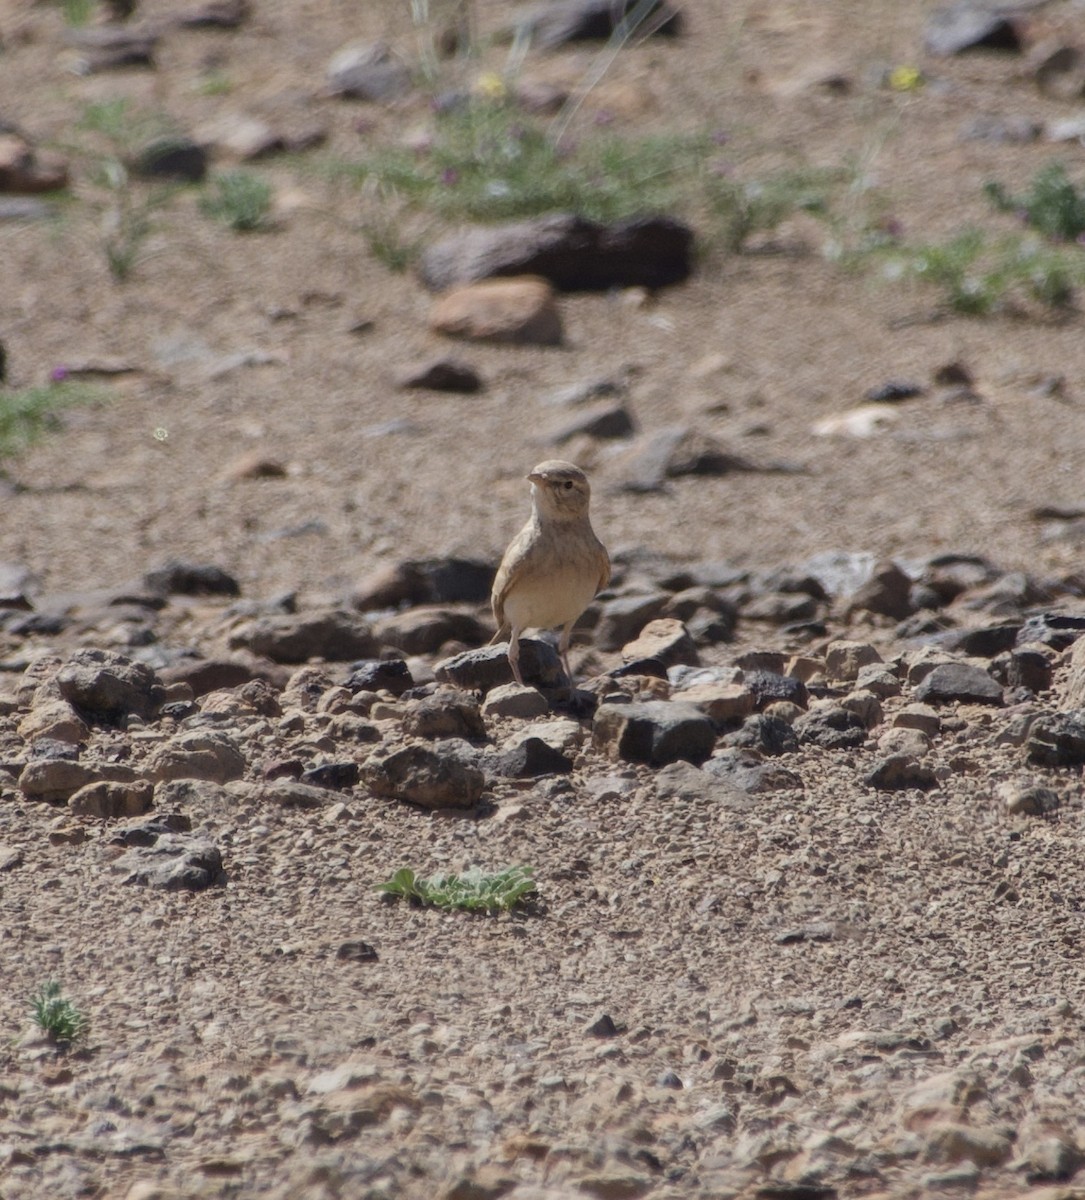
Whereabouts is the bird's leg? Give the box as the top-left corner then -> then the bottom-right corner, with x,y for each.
507,626 -> 525,687
558,623 -> 575,686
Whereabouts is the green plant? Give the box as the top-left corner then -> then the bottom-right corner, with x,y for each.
200,170 -> 273,232
888,229 -> 1083,316
73,100 -> 180,281
0,381 -> 102,461
377,865 -> 537,913
985,162 -> 1085,243
703,165 -> 839,254
55,0 -> 93,26
29,981 -> 89,1045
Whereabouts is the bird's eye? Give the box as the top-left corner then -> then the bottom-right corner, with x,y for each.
563,480 -> 574,490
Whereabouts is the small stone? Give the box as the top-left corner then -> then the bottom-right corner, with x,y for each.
430,277 -> 563,345
132,137 -> 208,183
924,4 -> 1024,56
18,758 -> 98,804
18,700 -> 88,744
840,688 -> 883,729
346,659 -> 414,696
222,451 -> 287,480
594,593 -> 670,651
397,358 -> 483,393
544,402 -> 636,445
704,750 -> 803,792
403,690 -> 486,740
845,560 -> 914,621
585,1011 -> 619,1038
894,703 -> 941,736
672,681 -> 755,726
481,682 -> 549,719
144,560 -> 241,597
865,753 -> 937,791
336,941 -> 379,963
67,26 -> 157,72
721,713 -> 798,756
526,0 -> 681,48
621,618 -> 698,669
491,736 -> 573,778
825,640 -> 883,682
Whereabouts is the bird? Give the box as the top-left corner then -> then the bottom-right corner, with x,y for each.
490,459 -> 610,687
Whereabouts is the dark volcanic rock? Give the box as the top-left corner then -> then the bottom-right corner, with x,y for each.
491,737 -> 574,778
914,662 -> 1003,706
435,640 -> 564,693
144,561 -> 241,597
720,713 -> 798,756
924,3 -> 1025,56
794,704 -> 867,749
418,214 -> 694,293
346,659 -> 414,696
525,0 -> 682,48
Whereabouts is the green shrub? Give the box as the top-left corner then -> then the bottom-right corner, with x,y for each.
200,171 -> 273,232
377,865 -> 537,913
30,981 -> 89,1044
0,381 -> 102,460
985,162 -> 1085,243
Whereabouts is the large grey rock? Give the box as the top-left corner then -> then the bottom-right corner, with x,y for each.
55,648 -> 161,724
418,213 -> 694,293
924,3 -> 1024,56
375,607 -> 487,656
593,700 -> 714,766
1027,711 -> 1085,767
327,42 -> 412,101
115,834 -> 225,890
794,703 -> 867,749
69,779 -> 154,819
402,690 -> 486,740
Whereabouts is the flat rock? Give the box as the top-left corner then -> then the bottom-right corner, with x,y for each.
704,750 -> 804,792
653,760 -> 753,810
481,682 -> 550,719
346,659 -> 414,696
914,662 -> 1003,706
67,26 -> 158,72
612,426 -> 755,492
543,402 -> 636,445
593,700 -> 715,766
490,736 -> 573,778
721,713 -> 798,756
430,277 -> 563,345
594,593 -> 670,652
845,559 -> 914,620
159,657 -> 266,697
418,213 -> 694,293
621,618 -> 698,669
672,681 -> 755,726
18,758 -> 99,804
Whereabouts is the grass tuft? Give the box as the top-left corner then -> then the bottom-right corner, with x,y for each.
30,981 -> 89,1045
200,171 -> 274,233
377,865 -> 537,913
985,161 -> 1085,243
0,381 -> 103,460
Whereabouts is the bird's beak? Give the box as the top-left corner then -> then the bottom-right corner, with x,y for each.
527,471 -> 545,485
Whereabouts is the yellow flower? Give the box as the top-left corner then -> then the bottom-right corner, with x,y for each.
889,65 -> 922,92
474,71 -> 507,100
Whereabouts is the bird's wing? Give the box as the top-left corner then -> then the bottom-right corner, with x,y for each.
491,521 -> 536,628
596,543 -> 611,596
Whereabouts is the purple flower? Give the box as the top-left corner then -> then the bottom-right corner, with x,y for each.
593,110 -> 615,127
440,167 -> 459,186
711,129 -> 729,146
50,366 -> 68,382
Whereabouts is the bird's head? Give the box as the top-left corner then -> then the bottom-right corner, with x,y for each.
528,459 -> 592,522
